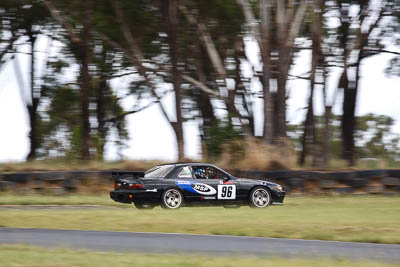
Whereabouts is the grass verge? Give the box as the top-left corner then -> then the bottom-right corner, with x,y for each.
0,245 -> 397,267
0,195 -> 399,244
0,193 -> 121,206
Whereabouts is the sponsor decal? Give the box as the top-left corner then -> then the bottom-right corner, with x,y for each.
176,180 -> 191,185
217,184 -> 236,199
175,181 -> 217,195
204,196 -> 216,200
145,189 -> 157,192
191,183 -> 217,195
175,181 -> 196,193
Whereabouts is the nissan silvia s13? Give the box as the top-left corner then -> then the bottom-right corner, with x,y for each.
110,163 -> 285,209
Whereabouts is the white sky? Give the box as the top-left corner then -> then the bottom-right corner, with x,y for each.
0,38 -> 399,163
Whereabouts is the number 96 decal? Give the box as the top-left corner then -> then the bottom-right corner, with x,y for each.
217,185 -> 236,200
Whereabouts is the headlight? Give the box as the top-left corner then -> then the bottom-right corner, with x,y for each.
275,185 -> 282,191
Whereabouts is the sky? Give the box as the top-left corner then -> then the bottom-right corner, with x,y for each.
0,37 -> 399,163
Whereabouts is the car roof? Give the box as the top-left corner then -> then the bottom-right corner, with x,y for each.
157,162 -> 215,167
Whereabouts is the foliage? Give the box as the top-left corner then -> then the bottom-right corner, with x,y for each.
204,116 -> 244,161
288,114 -> 400,165
0,0 -> 399,165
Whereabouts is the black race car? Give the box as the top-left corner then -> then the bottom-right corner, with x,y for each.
110,163 -> 285,209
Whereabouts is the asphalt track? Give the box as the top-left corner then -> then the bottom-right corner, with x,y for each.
1,228 -> 399,262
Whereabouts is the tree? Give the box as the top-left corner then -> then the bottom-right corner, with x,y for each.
288,113 -> 400,166
0,1 -> 51,160
331,0 -> 393,165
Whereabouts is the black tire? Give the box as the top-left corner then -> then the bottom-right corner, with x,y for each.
328,171 -> 355,182
381,177 -> 400,186
133,202 -> 155,209
161,188 -> 183,209
348,178 -> 368,188
249,187 -> 271,208
286,177 -> 304,188
387,170 -> 400,178
356,170 -> 386,178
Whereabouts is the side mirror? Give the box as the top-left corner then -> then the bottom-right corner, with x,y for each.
223,176 -> 230,182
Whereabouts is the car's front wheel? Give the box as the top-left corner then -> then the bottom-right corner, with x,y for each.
161,189 -> 183,209
249,187 -> 271,208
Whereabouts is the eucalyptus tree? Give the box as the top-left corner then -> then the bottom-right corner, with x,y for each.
327,0 -> 398,165
0,0 -> 52,160
88,0 -> 249,160
37,0 -> 128,160
236,0 -> 308,148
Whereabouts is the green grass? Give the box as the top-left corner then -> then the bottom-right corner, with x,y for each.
0,245 -> 397,267
1,195 -> 399,244
0,193 -> 121,206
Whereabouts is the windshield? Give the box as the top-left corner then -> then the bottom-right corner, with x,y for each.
144,165 -> 174,178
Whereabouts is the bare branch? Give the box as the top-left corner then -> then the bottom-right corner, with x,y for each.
236,0 -> 259,37
103,90 -> 172,123
0,35 -> 18,64
112,0 -> 144,71
110,0 -> 173,122
286,0 -> 308,47
181,74 -> 220,97
42,0 -> 81,44
364,49 -> 400,56
98,30 -> 220,100
179,4 -> 227,78
346,6 -> 386,59
106,71 -> 138,79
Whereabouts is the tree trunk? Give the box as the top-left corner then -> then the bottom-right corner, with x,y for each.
323,105 -> 332,166
309,0 -> 323,167
299,95 -> 314,166
193,42 -> 217,160
259,0 -> 273,143
274,0 -> 307,140
166,0 -> 184,160
26,34 -> 38,161
79,0 -> 92,160
342,56 -> 361,166
96,52 -> 108,161
275,0 -> 288,139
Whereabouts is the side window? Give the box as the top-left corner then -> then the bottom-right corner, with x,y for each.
206,167 -> 227,180
178,166 -> 193,179
193,166 -> 227,180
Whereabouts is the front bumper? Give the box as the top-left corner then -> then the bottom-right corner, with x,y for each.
271,190 -> 286,205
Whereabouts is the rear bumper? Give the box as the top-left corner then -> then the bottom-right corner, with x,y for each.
110,190 -> 160,204
110,191 -> 132,203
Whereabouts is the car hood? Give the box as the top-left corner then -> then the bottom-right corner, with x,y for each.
236,178 -> 278,186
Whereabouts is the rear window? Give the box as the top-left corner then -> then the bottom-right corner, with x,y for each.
144,165 -> 174,178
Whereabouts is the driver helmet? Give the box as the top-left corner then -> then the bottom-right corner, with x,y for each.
194,168 -> 206,179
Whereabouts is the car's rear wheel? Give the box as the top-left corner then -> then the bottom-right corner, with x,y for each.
161,189 -> 183,209
133,202 -> 155,209
249,187 -> 271,208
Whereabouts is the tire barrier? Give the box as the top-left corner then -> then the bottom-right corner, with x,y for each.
0,169 -> 399,195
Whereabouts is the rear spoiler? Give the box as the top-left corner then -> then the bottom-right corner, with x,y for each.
112,171 -> 145,179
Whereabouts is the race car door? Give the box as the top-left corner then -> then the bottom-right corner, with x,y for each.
192,166 -> 238,202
